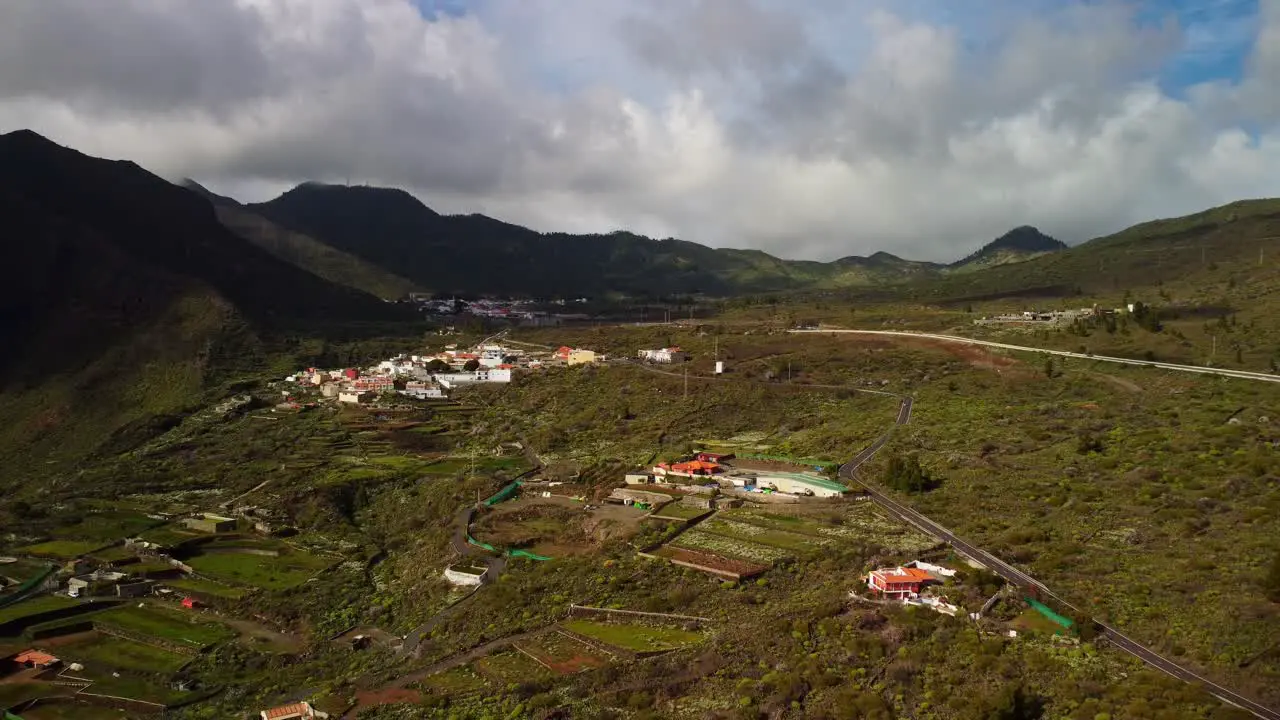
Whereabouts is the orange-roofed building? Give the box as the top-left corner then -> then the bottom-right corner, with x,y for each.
867,566 -> 937,599
259,701 -> 323,719
12,649 -> 60,669
654,460 -> 723,478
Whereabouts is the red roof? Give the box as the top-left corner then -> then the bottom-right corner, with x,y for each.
181,597 -> 199,607
497,364 -> 514,369
13,650 -> 58,666
871,567 -> 934,584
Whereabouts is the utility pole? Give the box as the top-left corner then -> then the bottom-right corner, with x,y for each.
713,336 -> 718,361
787,362 -> 791,383
683,366 -> 688,399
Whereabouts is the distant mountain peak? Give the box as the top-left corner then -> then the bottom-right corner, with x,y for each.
951,225 -> 1066,268
275,182 -> 440,217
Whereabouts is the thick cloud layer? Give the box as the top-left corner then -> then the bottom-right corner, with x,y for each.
1,0 -> 1277,261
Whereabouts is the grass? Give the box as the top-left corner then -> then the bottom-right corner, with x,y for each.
183,548 -> 334,591
162,577 -> 248,599
48,512 -> 166,542
697,517 -> 830,553
95,605 -> 233,649
561,620 -> 705,653
650,503 -> 710,521
670,529 -> 791,564
55,633 -> 190,674
0,596 -> 82,626
473,650 -> 554,684
0,682 -> 71,709
15,540 -> 111,560
136,525 -> 203,549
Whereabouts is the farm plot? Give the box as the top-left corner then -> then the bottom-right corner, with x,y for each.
473,650 -> 554,684
513,631 -> 614,674
96,605 -> 233,649
562,620 -> 705,653
16,540 -> 111,560
670,530 -> 791,564
48,511 -> 166,542
0,596 -> 82,626
651,546 -> 769,580
419,665 -> 489,695
697,517 -> 831,553
55,632 -> 191,673
649,504 -> 709,522
183,548 -> 335,591
163,577 -> 248,599
721,504 -> 936,554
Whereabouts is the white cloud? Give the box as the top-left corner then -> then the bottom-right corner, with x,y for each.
0,0 -> 1278,262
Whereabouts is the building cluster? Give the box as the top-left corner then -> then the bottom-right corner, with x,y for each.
625,452 -> 848,499
407,295 -> 591,325
975,304 -> 1142,326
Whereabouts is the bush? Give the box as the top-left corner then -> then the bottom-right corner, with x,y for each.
883,453 -> 940,493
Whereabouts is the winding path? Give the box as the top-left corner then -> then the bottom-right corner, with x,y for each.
809,330 -> 1280,719
791,328 -> 1280,383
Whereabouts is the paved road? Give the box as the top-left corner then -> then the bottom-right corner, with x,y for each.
793,328 -> 1280,384
834,389 -> 1279,718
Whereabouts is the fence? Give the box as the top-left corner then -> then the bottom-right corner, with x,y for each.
0,565 -> 56,609
482,480 -> 523,506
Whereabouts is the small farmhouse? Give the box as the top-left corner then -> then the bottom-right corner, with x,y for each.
338,390 -> 375,405
638,347 -> 690,364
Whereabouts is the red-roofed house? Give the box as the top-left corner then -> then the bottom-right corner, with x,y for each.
867,566 -> 937,599
260,701 -> 324,719
343,368 -> 359,380
11,649 -> 60,669
654,460 -> 722,478
181,597 -> 200,609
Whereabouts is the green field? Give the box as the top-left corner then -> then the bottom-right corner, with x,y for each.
562,620 -> 705,653
0,595 -> 82,626
650,503 -> 709,521
16,540 -> 111,559
163,577 -> 248,599
136,525 -> 203,548
48,512 -> 166,542
183,549 -> 334,591
96,605 -> 233,649
55,633 -> 190,673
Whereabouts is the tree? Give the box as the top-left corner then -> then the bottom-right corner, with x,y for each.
1076,432 -> 1105,455
426,358 -> 449,373
1043,357 -> 1054,378
463,358 -> 481,371
883,453 -> 940,493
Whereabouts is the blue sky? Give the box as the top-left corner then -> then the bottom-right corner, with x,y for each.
412,0 -> 1260,99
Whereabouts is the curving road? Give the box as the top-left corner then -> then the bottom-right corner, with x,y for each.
791,328 -> 1280,384
826,372 -> 1279,718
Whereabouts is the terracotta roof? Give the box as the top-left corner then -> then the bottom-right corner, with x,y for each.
872,567 -> 934,584
671,460 -> 721,472
263,703 -> 312,719
13,649 -> 58,665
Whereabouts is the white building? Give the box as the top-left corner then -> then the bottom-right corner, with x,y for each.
444,565 -> 488,587
400,382 -> 444,399
638,347 -> 690,364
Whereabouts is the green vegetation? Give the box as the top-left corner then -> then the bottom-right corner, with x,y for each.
420,666 -> 489,694
16,540 -> 110,559
182,548 -> 334,591
562,620 -> 705,652
96,605 -> 233,648
55,633 -> 190,674
162,577 -> 248,600
473,650 -> 554,684
0,596 -> 81,626
882,452 -> 941,493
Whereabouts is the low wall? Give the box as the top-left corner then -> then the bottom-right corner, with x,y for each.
721,488 -> 801,504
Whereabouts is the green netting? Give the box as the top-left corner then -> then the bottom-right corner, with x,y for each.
0,565 -> 55,609
1025,598 -> 1074,630
466,535 -> 498,553
507,549 -> 551,561
482,480 -> 523,506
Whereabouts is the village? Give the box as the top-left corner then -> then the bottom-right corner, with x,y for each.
0,335 -> 1076,719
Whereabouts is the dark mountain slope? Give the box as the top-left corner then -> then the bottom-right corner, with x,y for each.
247,183 -> 927,296
179,180 -> 420,301
0,130 -> 397,326
0,131 -> 405,484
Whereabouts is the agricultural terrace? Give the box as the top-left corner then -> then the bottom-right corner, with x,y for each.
16,540 -> 111,560
562,619 -> 706,653
471,494 -> 654,555
514,631 -> 614,675
44,510 -> 166,541
54,632 -> 191,674
162,577 -> 248,600
419,665 -> 488,695
473,650 -> 555,684
179,542 -> 335,591
96,604 -> 234,649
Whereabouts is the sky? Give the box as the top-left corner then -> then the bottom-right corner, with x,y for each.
1,0 -> 1277,262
